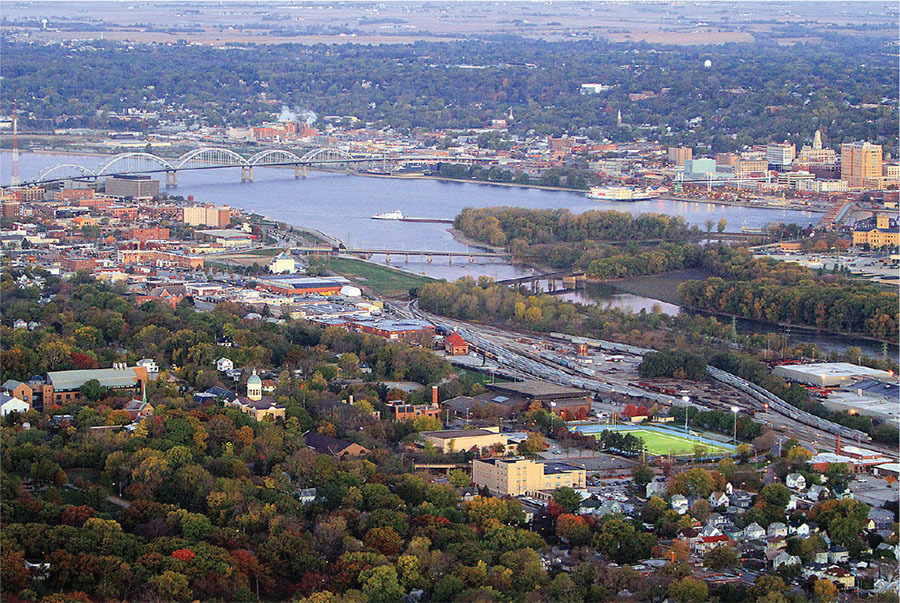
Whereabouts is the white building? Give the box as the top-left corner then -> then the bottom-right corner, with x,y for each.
0,393 -> 30,417
766,142 -> 796,167
671,494 -> 688,515
269,252 -> 298,275
216,357 -> 234,372
786,473 -> 806,490
137,358 -> 159,374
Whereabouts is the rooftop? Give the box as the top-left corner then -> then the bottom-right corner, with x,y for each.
47,367 -> 142,391
487,380 -> 587,400
420,428 -> 500,440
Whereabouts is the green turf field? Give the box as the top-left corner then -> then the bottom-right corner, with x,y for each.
604,428 -> 733,457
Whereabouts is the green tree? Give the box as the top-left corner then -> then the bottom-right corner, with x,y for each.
79,378 -> 108,402
703,544 -> 739,570
552,487 -> 584,514
669,576 -> 709,603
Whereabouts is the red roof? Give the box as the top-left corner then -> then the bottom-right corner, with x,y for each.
701,535 -> 731,544
445,332 -> 467,346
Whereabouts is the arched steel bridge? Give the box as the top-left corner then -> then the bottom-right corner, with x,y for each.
23,147 -> 491,186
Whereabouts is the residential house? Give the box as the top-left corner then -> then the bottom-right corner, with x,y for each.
709,491 -> 729,508
807,484 -> 829,501
671,494 -> 689,515
772,551 -> 801,570
216,357 -> 235,372
694,535 -> 732,555
645,478 -> 668,498
786,473 -> 807,490
0,393 -> 30,417
743,522 -> 766,540
789,520 -> 811,537
13,319 -> 27,329
730,490 -> 753,509
868,507 -> 895,530
767,522 -> 788,538
766,536 -> 787,551
828,546 -> 850,564
582,499 -> 623,517
700,525 -> 723,538
832,484 -> 854,500
824,566 -> 855,589
294,488 -> 317,505
304,432 -> 370,458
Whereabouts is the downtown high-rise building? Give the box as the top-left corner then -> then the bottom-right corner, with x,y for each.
841,141 -> 883,189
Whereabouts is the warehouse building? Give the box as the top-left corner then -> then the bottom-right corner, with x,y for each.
773,362 -> 892,388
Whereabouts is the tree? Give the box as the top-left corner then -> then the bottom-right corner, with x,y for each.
668,576 -> 708,603
79,379 -> 107,403
517,431 -> 547,457
760,483 -> 792,508
812,578 -> 838,603
556,514 -> 592,546
448,469 -> 471,488
552,487 -> 583,514
359,566 -> 404,603
150,570 -> 192,602
632,464 -> 654,487
824,463 -> 852,490
717,219 -> 727,233
703,544 -> 739,570
690,499 -> 712,521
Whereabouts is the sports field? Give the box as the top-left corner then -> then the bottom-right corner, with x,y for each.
608,428 -> 733,457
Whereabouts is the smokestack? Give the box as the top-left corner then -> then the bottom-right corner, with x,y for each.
432,386 -> 438,406
836,434 -> 841,455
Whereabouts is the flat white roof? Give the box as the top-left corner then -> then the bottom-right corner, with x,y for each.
777,363 -> 891,378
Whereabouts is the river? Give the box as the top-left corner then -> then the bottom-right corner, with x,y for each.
10,151 -> 876,354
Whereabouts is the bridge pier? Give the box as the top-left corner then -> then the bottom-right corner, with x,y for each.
165,170 -> 178,187
385,254 -> 391,264
241,166 -> 253,182
293,165 -> 306,179
427,256 -> 432,263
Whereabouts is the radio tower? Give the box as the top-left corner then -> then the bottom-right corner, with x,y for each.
10,99 -> 21,186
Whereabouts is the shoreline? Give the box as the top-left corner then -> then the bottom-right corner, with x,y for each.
11,147 -> 825,214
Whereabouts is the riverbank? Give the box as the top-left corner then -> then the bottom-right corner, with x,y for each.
604,269 -> 898,351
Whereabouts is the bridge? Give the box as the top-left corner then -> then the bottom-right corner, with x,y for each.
288,246 -> 512,264
21,147 -> 495,187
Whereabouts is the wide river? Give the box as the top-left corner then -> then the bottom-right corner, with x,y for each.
5,151 -> 819,283
5,151 -> 891,356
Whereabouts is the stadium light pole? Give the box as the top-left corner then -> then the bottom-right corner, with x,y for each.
731,406 -> 739,445
682,396 -> 690,434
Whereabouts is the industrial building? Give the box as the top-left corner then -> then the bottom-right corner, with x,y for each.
253,275 -> 350,296
773,362 -> 893,388
486,381 -> 592,420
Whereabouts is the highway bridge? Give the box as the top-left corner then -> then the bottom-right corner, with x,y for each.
20,147 -> 495,186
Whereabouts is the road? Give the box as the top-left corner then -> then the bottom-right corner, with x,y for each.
393,300 -> 897,460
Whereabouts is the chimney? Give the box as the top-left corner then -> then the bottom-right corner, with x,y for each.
432,385 -> 438,406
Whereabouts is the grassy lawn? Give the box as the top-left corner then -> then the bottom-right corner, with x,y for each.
596,428 -> 734,457
323,256 -> 436,298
